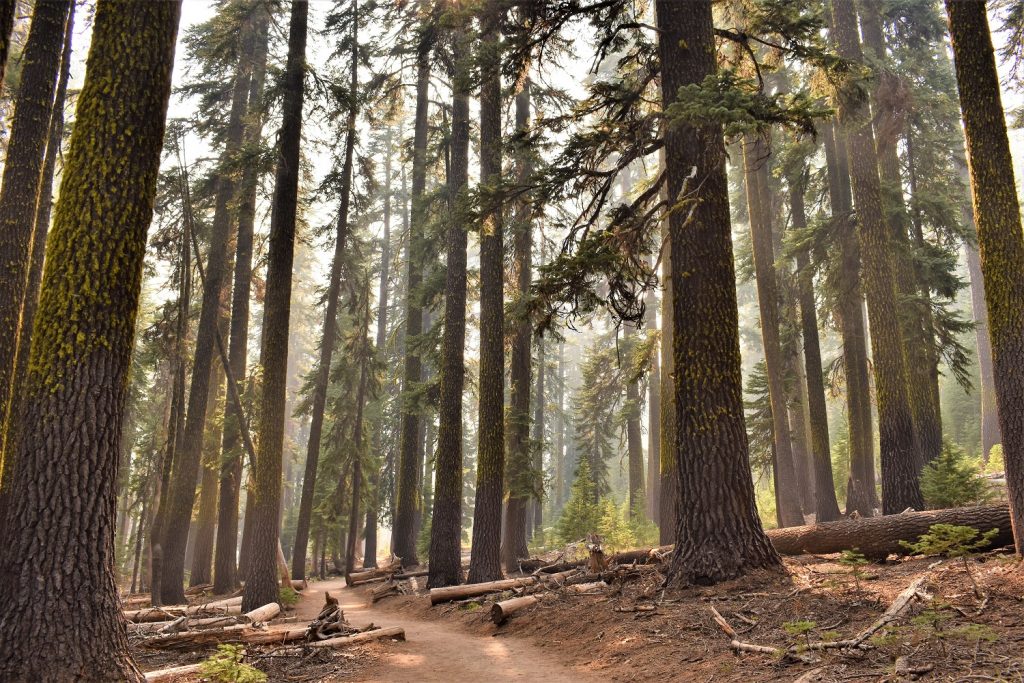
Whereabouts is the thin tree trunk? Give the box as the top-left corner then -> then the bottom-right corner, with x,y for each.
554,342 -> 566,512
657,0 -> 781,584
503,76 -> 533,571
0,0 -> 72,467
645,262 -> 661,523
242,0 -> 307,612
467,0 -> 505,584
191,349 -> 226,586
346,281 -> 373,577
0,3 -> 180,678
533,333 -> 545,536
820,119 -> 877,516
292,0 -> 357,580
742,136 -> 803,527
215,0 -> 270,595
658,148 -> 676,545
788,172 -> 842,522
946,0 -> 1024,554
0,0 -> 15,86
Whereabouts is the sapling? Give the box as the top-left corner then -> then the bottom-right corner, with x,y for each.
900,524 -> 999,598
200,644 -> 267,683
838,549 -> 869,593
783,620 -> 816,651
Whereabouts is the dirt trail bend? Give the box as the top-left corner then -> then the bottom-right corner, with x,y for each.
295,576 -> 597,682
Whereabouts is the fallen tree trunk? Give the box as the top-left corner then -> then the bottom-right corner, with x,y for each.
490,596 -> 538,625
137,603 -> 282,648
307,626 -> 405,648
766,505 -> 1013,558
144,663 -> 204,681
124,596 -> 244,623
348,562 -> 401,586
429,577 -> 537,605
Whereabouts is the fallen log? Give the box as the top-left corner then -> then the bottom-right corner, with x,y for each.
539,569 -> 579,586
290,579 -> 308,592
306,626 -> 405,648
566,581 -> 607,594
393,569 -> 429,580
144,663 -> 204,681
766,505 -> 1013,558
429,577 -> 537,605
348,561 -> 401,586
490,596 -> 539,625
140,623 -> 253,649
124,596 -> 244,623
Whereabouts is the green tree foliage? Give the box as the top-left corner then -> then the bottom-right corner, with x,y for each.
920,443 -> 991,509
556,458 -> 600,543
200,645 -> 267,683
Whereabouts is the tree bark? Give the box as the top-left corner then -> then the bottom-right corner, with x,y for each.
788,173 -> 842,522
394,7 -> 433,568
533,332 -> 546,537
468,0 -> 505,584
658,147 -> 676,545
946,0 -> 1024,554
820,119 -> 877,516
242,0 -> 307,613
292,0 -> 357,581
742,136 -> 804,528
645,263 -> 661,523
768,504 -> 1013,559
503,76 -> 533,571
161,3 -> 264,604
0,0 -> 72,468
215,0 -> 271,595
0,3 -> 180,679
0,0 -> 14,86
428,15 -> 470,589
190,346 -> 226,586
346,281 -> 372,578
833,0 -> 923,515
657,0 -> 782,585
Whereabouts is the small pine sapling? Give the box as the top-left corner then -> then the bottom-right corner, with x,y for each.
782,620 -> 816,651
200,645 -> 267,683
838,549 -> 869,593
900,524 -> 999,598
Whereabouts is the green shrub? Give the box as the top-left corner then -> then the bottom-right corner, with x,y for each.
628,500 -> 659,547
597,499 -> 634,552
278,585 -> 299,607
901,523 -> 999,597
986,444 -> 1005,474
200,645 -> 267,683
920,442 -> 990,508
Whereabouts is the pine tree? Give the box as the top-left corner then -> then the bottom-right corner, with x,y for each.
657,0 -> 782,584
0,2 -> 181,678
242,0 -> 308,612
945,0 -> 1024,553
428,3 -> 471,589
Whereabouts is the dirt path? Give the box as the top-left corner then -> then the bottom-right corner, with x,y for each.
295,577 -> 598,682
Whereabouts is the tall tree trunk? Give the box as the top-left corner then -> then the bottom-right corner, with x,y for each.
215,0 -> 270,595
945,0 -> 1024,554
859,0 -> 941,468
364,129 -> 395,570
788,171 -> 842,522
292,0 -> 357,580
503,77 -> 532,571
658,149 -> 676,545
345,283 -> 373,577
427,15 -> 470,589
820,119 -> 877,516
394,8 -> 433,568
7,2 -> 75,444
966,239 -> 1000,460
467,0 -> 505,584
625,334 -> 644,519
645,267 -> 661,523
242,0 -> 307,612
533,334 -> 545,537
554,342 -> 566,512
742,136 -> 804,527
833,0 -> 923,515
161,5 -> 264,603
191,350 -> 226,586
0,0 -> 72,469
657,0 -> 781,584
0,0 -> 15,85
0,3 -> 180,678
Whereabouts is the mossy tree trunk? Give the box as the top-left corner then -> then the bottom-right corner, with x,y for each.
0,0 -> 72,470
658,148 -> 676,545
0,3 -> 180,679
945,0 -> 1024,553
833,0 -> 923,515
428,13 -> 470,589
0,0 -> 15,85
467,0 -> 505,584
644,265 -> 661,524
242,0 -> 307,612
657,0 -> 782,584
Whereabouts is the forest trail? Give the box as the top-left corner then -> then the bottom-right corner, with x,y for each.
293,576 -> 598,682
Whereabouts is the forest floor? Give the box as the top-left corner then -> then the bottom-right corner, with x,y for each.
364,551 -> 1024,682
130,550 -> 1024,681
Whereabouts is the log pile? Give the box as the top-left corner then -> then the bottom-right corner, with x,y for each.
346,558 -> 403,586
124,596 -> 244,624
136,603 -> 281,649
